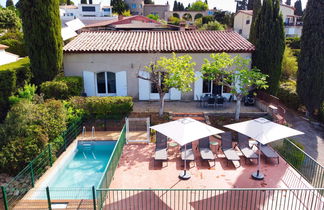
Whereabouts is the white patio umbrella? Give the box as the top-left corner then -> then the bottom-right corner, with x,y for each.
224,117 -> 304,180
150,117 -> 224,180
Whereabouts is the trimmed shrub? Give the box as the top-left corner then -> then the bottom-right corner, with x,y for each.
0,57 -> 31,88
286,37 -> 300,49
277,80 -> 301,110
70,96 -> 133,119
40,81 -> 69,100
0,69 -> 16,121
55,76 -> 83,97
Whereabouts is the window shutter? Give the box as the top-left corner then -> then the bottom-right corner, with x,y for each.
83,71 -> 96,96
116,71 -> 127,96
194,71 -> 203,100
138,71 -> 150,100
170,88 -> 181,100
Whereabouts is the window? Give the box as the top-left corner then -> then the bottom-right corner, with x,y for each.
239,29 -> 242,34
96,72 -> 116,94
103,8 -> 111,12
208,11 -> 214,15
82,6 -> 96,12
132,4 -> 136,9
202,79 -> 223,95
246,19 -> 250,24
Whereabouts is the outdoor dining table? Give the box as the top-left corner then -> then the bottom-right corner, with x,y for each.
201,94 -> 226,108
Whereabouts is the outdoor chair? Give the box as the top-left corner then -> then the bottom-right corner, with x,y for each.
206,97 -> 216,108
220,132 -> 241,167
237,133 -> 258,164
154,132 -> 168,167
216,97 -> 225,107
181,142 -> 195,167
199,137 -> 216,167
260,144 -> 279,164
196,95 -> 203,107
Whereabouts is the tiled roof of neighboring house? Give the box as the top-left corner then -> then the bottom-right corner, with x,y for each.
0,44 -> 9,49
85,15 -> 160,28
280,3 -> 295,10
236,10 -> 253,16
59,5 -> 78,9
63,31 -> 255,53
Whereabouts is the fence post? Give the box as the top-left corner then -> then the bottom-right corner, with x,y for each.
48,144 -> 53,167
92,186 -> 97,210
30,162 -> 35,187
1,186 -> 9,210
46,186 -> 52,210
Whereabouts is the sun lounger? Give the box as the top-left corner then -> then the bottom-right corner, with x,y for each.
181,142 -> 195,167
260,144 -> 279,164
220,132 -> 241,167
154,132 -> 168,166
237,133 -> 258,164
199,137 -> 216,167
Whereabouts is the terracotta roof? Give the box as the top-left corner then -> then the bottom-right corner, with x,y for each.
63,31 -> 255,53
236,10 -> 253,16
280,4 -> 295,10
59,5 -> 78,9
0,44 -> 9,50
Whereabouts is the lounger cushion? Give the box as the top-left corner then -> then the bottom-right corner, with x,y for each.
260,145 -> 278,158
223,149 -> 240,161
155,149 -> 168,161
181,149 -> 195,161
240,147 -> 258,159
200,148 -> 215,160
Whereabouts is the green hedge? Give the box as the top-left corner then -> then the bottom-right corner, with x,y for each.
286,37 -> 300,49
40,76 -> 83,99
0,58 -> 31,120
70,96 -> 133,119
277,139 -> 305,170
277,81 -> 301,110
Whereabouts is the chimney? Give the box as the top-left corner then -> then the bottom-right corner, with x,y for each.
179,21 -> 186,31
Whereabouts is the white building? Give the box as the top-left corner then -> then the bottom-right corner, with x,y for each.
0,44 -> 19,66
63,31 -> 254,101
234,4 -> 303,39
60,3 -> 113,20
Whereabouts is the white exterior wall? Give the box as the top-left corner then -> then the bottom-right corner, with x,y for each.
0,50 -> 19,65
234,12 -> 252,39
60,4 -> 112,18
64,52 -> 252,100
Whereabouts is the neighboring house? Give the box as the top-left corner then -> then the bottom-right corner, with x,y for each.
165,10 -> 217,22
125,0 -> 144,15
143,4 -> 169,19
60,3 -> 113,22
82,15 -> 179,31
0,44 -> 19,65
63,31 -> 254,101
234,4 -> 303,38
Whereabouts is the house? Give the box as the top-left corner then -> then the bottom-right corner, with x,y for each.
234,4 -> 303,38
125,0 -> 144,15
0,44 -> 19,65
143,4 -> 170,19
81,15 -> 179,31
63,31 -> 254,101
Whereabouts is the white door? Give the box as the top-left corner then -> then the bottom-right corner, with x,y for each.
138,71 -> 150,100
83,71 -> 96,96
170,88 -> 181,100
194,71 -> 203,100
116,71 -> 127,96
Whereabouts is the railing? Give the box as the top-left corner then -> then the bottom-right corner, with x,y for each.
97,124 -> 127,209
1,117 -> 84,210
96,188 -> 324,210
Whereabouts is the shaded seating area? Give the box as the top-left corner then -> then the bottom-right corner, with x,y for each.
198,137 -> 216,167
154,132 -> 168,166
260,144 -> 280,164
237,133 -> 258,164
181,143 -> 195,167
199,94 -> 227,108
220,132 -> 241,167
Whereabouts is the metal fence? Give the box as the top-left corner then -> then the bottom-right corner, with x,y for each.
97,125 -> 127,208
96,188 -> 324,210
275,138 -> 324,189
1,118 -> 84,210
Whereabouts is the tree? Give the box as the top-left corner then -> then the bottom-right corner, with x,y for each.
285,0 -> 291,5
236,0 -> 247,12
252,0 -> 285,95
297,0 -> 324,117
249,0 -> 261,45
144,0 -> 154,4
0,8 -> 21,30
201,53 -> 268,120
19,0 -> 63,85
81,0 -> 87,4
111,0 -> 128,15
200,21 -> 225,30
281,47 -> 298,80
188,0 -> 208,11
138,53 -> 196,116
294,0 -> 303,16
6,0 -> 14,7
147,13 -> 159,20
173,1 -> 178,11
214,10 -> 234,28
247,0 -> 253,10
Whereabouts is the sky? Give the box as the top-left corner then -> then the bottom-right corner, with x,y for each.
0,0 -> 308,12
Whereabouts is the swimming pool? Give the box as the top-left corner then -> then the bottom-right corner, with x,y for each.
31,140 -> 116,199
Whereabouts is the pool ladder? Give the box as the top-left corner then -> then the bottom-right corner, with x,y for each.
80,126 -> 96,159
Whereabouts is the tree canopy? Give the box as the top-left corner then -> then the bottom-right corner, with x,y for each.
80,0 -> 87,4
285,0 -> 291,5
188,0 -> 208,11
247,0 -> 253,10
249,0 -> 261,45
236,0 -> 247,12
294,0 -> 303,16
6,0 -> 14,7
144,0 -> 154,4
252,0 -> 285,95
111,0 -> 129,15
0,7 -> 21,30
19,0 -> 63,85
297,0 -> 324,116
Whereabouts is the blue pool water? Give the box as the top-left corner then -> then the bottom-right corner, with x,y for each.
32,141 -> 116,199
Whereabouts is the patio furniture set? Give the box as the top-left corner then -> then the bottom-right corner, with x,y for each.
197,94 -> 232,108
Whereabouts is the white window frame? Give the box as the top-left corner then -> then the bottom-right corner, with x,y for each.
95,72 -> 117,97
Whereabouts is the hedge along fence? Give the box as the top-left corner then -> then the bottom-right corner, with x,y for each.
0,57 -> 31,120
40,76 -> 83,100
70,96 -> 134,119
276,81 -> 301,110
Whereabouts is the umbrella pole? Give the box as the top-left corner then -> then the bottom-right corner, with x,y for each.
179,144 -> 191,180
252,142 -> 264,180
184,144 -> 187,174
